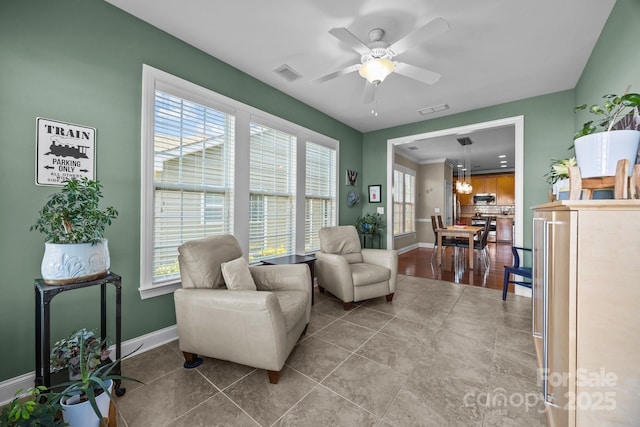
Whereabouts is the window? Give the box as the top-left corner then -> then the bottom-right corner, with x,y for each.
248,123 -> 296,262
393,166 -> 416,235
305,141 -> 337,252
151,91 -> 235,286
141,65 -> 338,298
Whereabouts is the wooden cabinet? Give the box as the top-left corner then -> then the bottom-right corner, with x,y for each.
497,174 -> 515,204
456,173 -> 514,206
484,176 -> 497,195
532,200 -> 640,426
496,217 -> 513,242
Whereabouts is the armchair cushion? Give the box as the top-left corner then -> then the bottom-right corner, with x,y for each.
178,235 -> 242,289
275,290 -> 308,332
221,257 -> 257,291
351,263 -> 390,287
319,226 -> 363,263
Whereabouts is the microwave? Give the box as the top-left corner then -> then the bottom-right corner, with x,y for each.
473,193 -> 496,205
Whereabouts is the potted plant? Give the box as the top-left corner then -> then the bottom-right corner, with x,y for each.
51,334 -> 141,427
545,157 -> 577,199
573,87 -> 640,178
355,213 -> 385,235
50,329 -> 110,381
31,178 -> 118,285
0,386 -> 66,427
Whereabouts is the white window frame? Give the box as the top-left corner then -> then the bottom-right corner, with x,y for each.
393,164 -> 416,237
140,65 -> 338,299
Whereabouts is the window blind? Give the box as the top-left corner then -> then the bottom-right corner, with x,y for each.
153,90 -> 234,284
248,122 -> 296,262
305,141 -> 337,252
393,167 -> 415,235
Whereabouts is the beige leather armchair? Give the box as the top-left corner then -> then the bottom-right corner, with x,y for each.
316,225 -> 398,310
174,235 -> 311,384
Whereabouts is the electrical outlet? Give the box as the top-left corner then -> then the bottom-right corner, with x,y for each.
376,207 -> 384,215
434,207 -> 440,213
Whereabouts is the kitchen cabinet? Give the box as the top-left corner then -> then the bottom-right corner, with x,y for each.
484,176 -> 497,194
532,200 -> 640,426
456,173 -> 514,206
495,217 -> 513,242
497,174 -> 515,204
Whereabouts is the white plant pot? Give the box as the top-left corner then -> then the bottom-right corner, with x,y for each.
61,379 -> 113,427
41,239 -> 110,285
574,130 -> 640,178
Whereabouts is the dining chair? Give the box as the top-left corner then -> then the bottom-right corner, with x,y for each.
502,246 -> 532,300
456,219 -> 491,268
431,215 -> 457,261
436,215 -> 445,229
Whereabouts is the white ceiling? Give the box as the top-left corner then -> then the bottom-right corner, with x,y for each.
105,0 -> 615,171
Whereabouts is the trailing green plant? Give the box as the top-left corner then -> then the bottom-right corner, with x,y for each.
50,329 -> 110,376
545,157 -> 577,185
574,86 -> 640,140
51,334 -> 142,426
31,178 -> 118,244
0,386 -> 66,427
355,213 -> 385,235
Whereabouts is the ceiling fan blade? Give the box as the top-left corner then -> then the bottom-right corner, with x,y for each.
388,17 -> 449,56
329,27 -> 370,56
362,81 -> 377,104
315,63 -> 360,83
394,62 -> 441,85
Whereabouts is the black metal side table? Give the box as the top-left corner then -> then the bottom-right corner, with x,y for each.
34,272 -> 125,396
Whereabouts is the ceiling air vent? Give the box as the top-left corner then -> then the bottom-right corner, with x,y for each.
418,103 -> 449,115
274,64 -> 302,82
407,146 -> 419,150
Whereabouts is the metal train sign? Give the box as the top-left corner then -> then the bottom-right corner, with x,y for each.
36,118 -> 96,186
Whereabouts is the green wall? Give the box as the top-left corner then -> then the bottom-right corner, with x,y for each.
1,0 -> 637,384
575,0 -> 640,124
0,0 -> 361,382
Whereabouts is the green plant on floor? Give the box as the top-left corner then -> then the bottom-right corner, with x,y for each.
355,213 -> 385,235
30,178 -> 118,244
545,157 -> 577,185
573,87 -> 640,140
51,333 -> 142,425
0,386 -> 66,427
50,329 -> 110,378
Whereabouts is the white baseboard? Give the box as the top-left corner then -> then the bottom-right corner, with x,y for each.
0,325 -> 178,406
396,243 -> 418,254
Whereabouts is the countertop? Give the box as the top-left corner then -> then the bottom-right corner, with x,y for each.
460,213 -> 515,219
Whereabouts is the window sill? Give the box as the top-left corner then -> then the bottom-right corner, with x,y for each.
394,232 -> 416,238
139,281 -> 181,300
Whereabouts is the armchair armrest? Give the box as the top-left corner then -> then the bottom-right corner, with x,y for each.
315,252 -> 354,302
361,248 -> 398,293
249,264 -> 310,294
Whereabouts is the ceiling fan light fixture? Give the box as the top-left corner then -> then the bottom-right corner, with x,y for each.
358,58 -> 395,84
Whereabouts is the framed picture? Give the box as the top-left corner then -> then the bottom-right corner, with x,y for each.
368,184 -> 381,203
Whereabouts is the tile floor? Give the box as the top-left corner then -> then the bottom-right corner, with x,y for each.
115,275 -> 546,426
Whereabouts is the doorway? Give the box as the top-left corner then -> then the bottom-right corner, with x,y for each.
385,115 -> 524,249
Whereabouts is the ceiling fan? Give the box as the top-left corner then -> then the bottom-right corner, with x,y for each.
316,17 -> 449,104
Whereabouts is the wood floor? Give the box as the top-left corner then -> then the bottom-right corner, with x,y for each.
397,242 -> 516,293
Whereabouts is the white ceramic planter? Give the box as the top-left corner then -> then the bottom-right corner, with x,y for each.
41,239 -> 110,285
61,379 -> 112,427
574,130 -> 640,178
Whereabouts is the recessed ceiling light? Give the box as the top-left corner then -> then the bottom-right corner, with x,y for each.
500,160 -> 507,164
501,164 -> 508,168
457,164 -> 463,168
498,154 -> 506,158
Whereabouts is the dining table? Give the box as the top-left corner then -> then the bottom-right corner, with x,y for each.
436,225 -> 484,269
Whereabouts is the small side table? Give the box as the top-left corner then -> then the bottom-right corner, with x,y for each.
34,272 -> 125,396
261,255 -> 316,305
